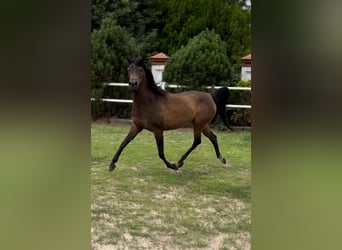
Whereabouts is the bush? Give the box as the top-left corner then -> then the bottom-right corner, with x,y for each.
91,17 -> 140,119
163,29 -> 232,91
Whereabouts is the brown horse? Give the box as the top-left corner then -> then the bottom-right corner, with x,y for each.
109,58 -> 232,171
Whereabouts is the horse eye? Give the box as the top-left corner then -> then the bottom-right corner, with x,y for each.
139,68 -> 143,72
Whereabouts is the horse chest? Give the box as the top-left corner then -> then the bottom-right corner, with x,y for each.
131,105 -> 163,129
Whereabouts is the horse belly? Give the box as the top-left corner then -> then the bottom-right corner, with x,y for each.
161,98 -> 196,130
163,111 -> 194,130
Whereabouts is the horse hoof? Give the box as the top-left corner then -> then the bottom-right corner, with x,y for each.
219,156 -> 226,165
109,163 -> 116,171
168,163 -> 178,170
177,161 -> 184,168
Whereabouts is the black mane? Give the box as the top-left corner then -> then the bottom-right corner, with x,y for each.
134,59 -> 166,96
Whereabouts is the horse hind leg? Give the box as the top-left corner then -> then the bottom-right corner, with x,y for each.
202,126 -> 227,165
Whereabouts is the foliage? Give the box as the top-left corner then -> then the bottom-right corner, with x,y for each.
163,29 -> 232,90
91,17 -> 139,119
229,80 -> 251,126
92,0 -> 162,55
92,0 -> 250,68
154,0 -> 251,68
91,0 -> 134,31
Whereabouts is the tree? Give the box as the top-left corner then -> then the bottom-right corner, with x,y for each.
155,0 -> 250,70
91,17 -> 139,118
91,0 -> 136,31
91,17 -> 140,84
217,3 -> 251,69
92,0 -> 161,56
163,29 -> 232,90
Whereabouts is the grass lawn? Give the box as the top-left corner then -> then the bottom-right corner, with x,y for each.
91,122 -> 251,249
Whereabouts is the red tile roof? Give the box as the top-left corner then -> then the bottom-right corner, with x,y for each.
150,52 -> 170,59
241,54 -> 251,67
150,52 -> 170,65
241,54 -> 251,60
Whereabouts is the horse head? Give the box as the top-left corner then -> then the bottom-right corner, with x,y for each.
127,58 -> 146,92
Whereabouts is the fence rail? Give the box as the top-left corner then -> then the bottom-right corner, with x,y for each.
91,82 -> 251,109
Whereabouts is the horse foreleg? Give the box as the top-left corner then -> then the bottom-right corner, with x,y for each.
154,130 -> 178,170
202,126 -> 226,165
177,132 -> 202,168
109,124 -> 142,171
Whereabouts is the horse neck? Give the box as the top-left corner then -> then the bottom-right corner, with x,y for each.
132,81 -> 157,106
131,85 -> 158,117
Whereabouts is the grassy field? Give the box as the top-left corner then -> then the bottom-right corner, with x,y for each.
91,122 -> 251,249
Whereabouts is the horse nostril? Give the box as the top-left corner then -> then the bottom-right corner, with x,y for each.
129,81 -> 138,91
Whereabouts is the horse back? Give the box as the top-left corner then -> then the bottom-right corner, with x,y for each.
174,91 -> 216,110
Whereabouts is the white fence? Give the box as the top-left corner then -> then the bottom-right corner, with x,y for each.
91,82 -> 251,109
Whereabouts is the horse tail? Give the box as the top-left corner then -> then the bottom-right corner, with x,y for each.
211,87 -> 233,131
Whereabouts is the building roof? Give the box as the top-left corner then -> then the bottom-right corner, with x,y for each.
150,52 -> 170,59
150,52 -> 170,65
241,53 -> 251,67
241,54 -> 251,60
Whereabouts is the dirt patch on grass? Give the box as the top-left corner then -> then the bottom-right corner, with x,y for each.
92,192 -> 250,249
154,186 -> 184,202
206,232 -> 250,250
208,234 -> 227,249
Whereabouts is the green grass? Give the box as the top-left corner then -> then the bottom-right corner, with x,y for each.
91,122 -> 251,249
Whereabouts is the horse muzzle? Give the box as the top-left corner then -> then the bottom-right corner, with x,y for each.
129,81 -> 139,91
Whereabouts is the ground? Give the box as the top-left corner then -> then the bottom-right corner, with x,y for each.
91,122 -> 251,249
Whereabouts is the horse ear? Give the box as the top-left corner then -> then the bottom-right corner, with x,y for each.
127,57 -> 133,65
141,55 -> 148,67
